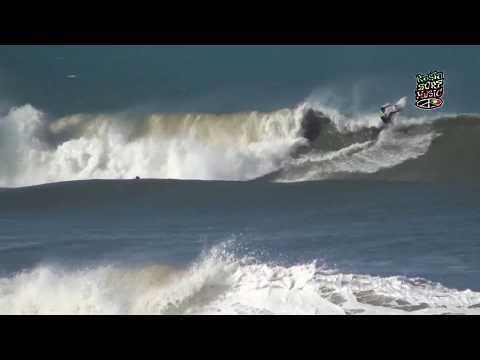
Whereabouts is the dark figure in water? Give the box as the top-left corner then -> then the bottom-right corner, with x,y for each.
135,176 -> 140,180
289,108 -> 331,156
301,109 -> 331,143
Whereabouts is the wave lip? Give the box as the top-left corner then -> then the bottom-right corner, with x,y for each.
1,244 -> 480,315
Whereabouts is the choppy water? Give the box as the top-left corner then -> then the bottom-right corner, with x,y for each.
1,45 -> 480,314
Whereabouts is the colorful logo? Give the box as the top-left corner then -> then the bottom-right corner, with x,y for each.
416,71 -> 445,110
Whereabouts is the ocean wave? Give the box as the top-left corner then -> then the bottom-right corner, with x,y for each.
0,105 -> 306,187
1,243 -> 479,315
0,101 -> 479,187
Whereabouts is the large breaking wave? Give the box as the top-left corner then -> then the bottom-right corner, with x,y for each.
0,100 -> 479,187
1,242 -> 480,315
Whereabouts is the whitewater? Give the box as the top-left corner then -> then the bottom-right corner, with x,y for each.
2,98 -> 470,188
1,242 -> 480,315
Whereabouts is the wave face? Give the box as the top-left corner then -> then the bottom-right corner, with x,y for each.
1,243 -> 479,315
1,102 -> 479,187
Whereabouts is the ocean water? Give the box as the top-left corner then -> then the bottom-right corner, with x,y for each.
1,45 -> 480,315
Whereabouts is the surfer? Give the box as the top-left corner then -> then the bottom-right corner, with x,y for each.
380,97 -> 406,128
380,103 -> 400,125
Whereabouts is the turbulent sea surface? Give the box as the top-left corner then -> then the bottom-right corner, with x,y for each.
1,45 -> 480,314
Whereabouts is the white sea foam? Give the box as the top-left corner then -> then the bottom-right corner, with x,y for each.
1,244 -> 479,315
0,105 -> 307,187
277,124 -> 439,182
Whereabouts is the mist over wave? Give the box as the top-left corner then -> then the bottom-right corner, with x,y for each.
0,105 -> 306,187
0,99 -> 478,187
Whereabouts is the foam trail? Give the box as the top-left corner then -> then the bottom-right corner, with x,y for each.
276,125 -> 439,182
